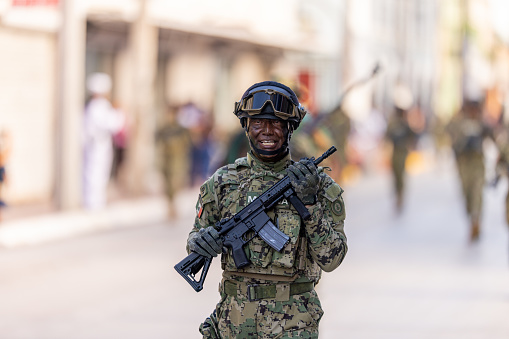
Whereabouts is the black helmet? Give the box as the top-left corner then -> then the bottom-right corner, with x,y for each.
233,81 -> 307,131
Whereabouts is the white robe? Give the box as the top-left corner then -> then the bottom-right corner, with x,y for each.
82,97 -> 124,210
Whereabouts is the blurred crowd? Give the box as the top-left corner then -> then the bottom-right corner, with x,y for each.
148,77 -> 509,247
2,70 -> 509,247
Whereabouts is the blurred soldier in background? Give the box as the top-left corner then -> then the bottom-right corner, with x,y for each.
385,85 -> 418,213
187,81 -> 347,338
290,107 -> 336,165
82,73 -> 125,210
447,99 -> 494,242
223,129 -> 250,166
493,108 -> 509,235
0,128 -> 12,221
320,103 -> 351,182
155,105 -> 191,219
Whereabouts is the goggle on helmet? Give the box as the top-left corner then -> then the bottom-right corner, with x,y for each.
233,81 -> 307,131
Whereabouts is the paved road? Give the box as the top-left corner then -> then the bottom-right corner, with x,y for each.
1,154 -> 508,339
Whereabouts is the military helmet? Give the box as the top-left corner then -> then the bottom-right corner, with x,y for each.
233,81 -> 307,130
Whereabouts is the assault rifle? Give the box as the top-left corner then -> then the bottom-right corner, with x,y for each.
174,146 -> 337,292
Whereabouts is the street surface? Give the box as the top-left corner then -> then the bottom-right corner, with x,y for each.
1,152 -> 508,339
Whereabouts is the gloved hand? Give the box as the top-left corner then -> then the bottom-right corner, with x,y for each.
287,158 -> 319,205
188,226 -> 223,258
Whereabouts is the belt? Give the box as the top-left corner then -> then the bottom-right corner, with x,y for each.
223,280 -> 314,302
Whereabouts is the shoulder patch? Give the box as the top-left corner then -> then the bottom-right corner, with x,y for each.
199,179 -> 216,204
332,200 -> 343,216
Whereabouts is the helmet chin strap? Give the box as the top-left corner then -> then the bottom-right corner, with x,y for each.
246,133 -> 288,156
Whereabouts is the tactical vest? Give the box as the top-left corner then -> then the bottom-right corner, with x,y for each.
200,153 -> 322,282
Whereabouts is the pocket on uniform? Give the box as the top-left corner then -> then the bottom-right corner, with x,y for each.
282,291 -> 323,333
271,209 -> 300,268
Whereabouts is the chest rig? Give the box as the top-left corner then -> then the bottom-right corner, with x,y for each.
217,154 -> 321,281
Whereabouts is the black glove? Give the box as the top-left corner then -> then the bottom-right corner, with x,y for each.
287,158 -> 319,205
188,226 -> 223,258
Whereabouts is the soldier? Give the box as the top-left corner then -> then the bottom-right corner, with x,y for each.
493,110 -> 509,235
155,105 -> 192,219
186,81 -> 348,338
447,99 -> 494,241
385,100 -> 418,213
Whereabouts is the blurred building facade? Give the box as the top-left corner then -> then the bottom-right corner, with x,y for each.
2,0 -> 509,213
0,0 -> 344,210
341,0 -> 439,123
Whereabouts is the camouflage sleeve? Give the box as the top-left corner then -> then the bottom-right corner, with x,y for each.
186,176 -> 221,254
302,172 -> 347,272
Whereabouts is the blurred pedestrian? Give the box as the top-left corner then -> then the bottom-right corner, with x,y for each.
493,108 -> 509,238
0,128 -> 12,221
82,72 -> 125,210
385,86 -> 418,213
186,81 -> 347,338
177,102 -> 214,186
155,105 -> 192,219
447,99 -> 494,241
110,101 -> 129,184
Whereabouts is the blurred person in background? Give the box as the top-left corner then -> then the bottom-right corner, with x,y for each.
0,128 -> 12,221
385,85 -> 418,213
492,107 -> 509,251
155,104 -> 191,219
177,102 -> 214,186
325,102 -> 352,181
110,101 -> 129,185
82,72 -> 125,210
186,81 -> 347,338
447,99 -> 494,242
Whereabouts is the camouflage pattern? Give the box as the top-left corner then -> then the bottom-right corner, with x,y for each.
287,159 -> 319,205
215,276 -> 323,338
187,151 -> 347,338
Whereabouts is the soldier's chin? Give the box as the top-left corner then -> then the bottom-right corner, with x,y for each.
253,148 -> 287,162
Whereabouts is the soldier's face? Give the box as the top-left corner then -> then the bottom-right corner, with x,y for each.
248,118 -> 287,160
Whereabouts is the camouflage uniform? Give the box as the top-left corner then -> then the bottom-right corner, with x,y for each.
447,103 -> 493,239
385,107 -> 417,210
325,106 -> 351,170
189,151 -> 347,338
156,116 -> 191,216
494,124 -> 509,227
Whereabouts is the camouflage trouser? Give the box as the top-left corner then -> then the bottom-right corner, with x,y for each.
200,278 -> 323,339
456,154 -> 484,220
391,149 -> 408,196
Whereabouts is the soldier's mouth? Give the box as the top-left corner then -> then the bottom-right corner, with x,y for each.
258,140 -> 278,150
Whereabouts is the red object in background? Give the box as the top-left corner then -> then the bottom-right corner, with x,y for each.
298,70 -> 316,114
12,0 -> 59,6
